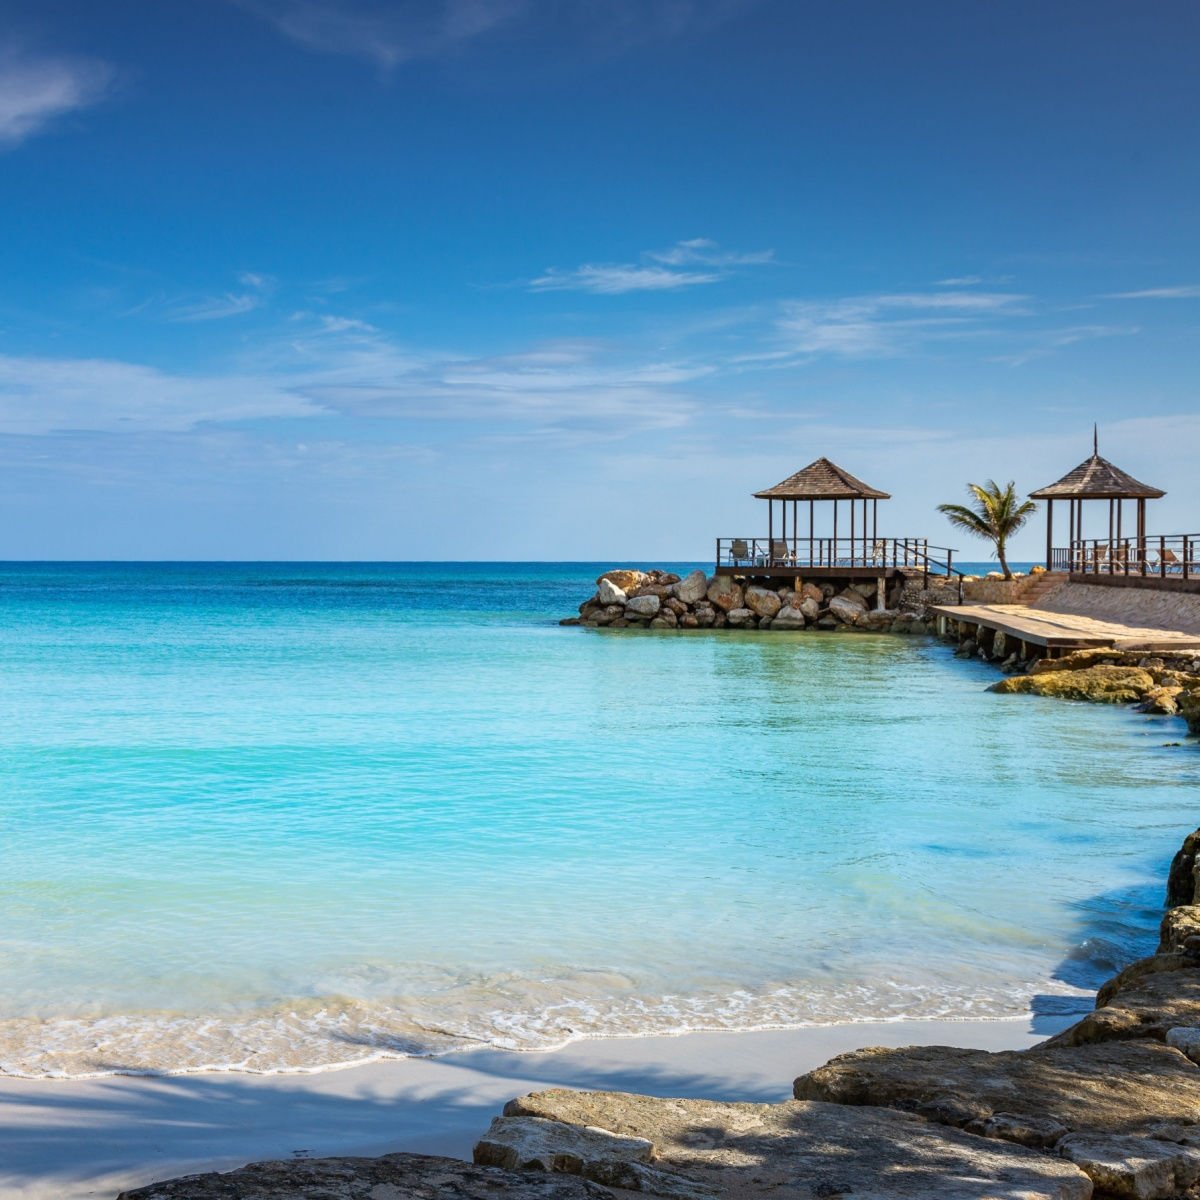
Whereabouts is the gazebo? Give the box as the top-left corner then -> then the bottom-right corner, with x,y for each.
753,457 -> 890,568
1030,431 -> 1165,571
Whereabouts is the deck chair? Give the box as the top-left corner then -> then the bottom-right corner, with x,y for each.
1091,544 -> 1109,571
868,540 -> 888,565
770,540 -> 796,565
730,539 -> 753,566
1153,547 -> 1181,574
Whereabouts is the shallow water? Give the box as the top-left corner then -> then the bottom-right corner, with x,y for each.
0,562 -> 1194,1077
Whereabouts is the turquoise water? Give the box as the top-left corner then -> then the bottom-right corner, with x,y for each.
0,562 -> 1195,1077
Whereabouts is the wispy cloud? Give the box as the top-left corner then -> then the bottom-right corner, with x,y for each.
238,0 -> 751,68
530,238 -> 772,294
0,353 -> 324,435
0,44 -> 113,148
648,237 -> 774,268
1104,284 -> 1200,300
167,272 -> 274,322
530,264 -> 722,295
989,324 -> 1139,368
236,0 -> 526,68
774,290 -> 1028,359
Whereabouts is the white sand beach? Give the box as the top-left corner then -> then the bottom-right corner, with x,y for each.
0,1014 -> 1074,1200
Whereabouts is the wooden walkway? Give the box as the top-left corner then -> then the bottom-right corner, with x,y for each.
930,602 -> 1200,654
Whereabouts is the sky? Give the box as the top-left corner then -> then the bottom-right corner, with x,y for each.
0,0 -> 1197,561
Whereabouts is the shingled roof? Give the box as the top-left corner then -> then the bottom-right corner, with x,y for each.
1029,453 -> 1165,500
754,457 -> 891,500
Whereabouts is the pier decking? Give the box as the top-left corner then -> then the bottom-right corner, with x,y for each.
931,601 -> 1200,654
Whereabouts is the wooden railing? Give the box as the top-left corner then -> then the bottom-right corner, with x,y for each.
1052,534 -> 1200,580
715,537 -> 958,575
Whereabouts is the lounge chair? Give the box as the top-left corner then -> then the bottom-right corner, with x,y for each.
730,539 -> 754,566
1152,547 -> 1181,574
1091,544 -> 1109,572
771,540 -> 796,566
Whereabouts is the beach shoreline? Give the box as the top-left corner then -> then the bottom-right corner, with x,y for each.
0,1013 -> 1075,1200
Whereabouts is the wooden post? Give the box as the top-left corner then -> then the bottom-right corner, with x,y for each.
1138,498 -> 1146,572
1045,499 -> 1053,570
850,499 -> 856,564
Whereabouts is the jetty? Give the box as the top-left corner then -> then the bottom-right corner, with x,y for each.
932,439 -> 1200,656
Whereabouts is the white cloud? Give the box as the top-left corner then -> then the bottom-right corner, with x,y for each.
775,290 -> 1028,358
530,238 -> 772,294
648,238 -> 775,268
0,354 -> 325,435
0,45 -> 113,148
236,0 -> 526,67
167,272 -> 273,322
990,324 -> 1139,368
1104,285 -> 1200,300
530,264 -> 721,294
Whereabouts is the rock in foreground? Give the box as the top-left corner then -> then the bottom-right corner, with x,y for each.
116,1153 -> 610,1200
485,1089 -> 1091,1199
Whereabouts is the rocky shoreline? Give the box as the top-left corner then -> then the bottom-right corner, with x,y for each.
561,567 -> 953,634
123,826 -> 1200,1199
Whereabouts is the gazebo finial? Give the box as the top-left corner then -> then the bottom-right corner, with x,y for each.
1093,423 -> 1098,456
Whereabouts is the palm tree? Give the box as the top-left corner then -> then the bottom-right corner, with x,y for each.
937,481 -> 1037,580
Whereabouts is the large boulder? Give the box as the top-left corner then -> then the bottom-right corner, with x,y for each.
597,569 -> 646,594
794,1040 -> 1200,1144
1160,905 -> 1200,953
491,1089 -> 1091,1199
726,607 -> 756,627
800,582 -> 825,605
673,570 -> 709,605
595,577 -> 627,605
706,577 -> 744,613
799,596 -> 821,620
989,666 -> 1155,704
744,585 -> 782,619
624,594 -> 660,619
829,594 -> 867,626
772,605 -> 807,630
1168,830 -> 1200,907
117,1153 -> 608,1200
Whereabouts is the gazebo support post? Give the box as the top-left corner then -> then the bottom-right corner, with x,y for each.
1045,500 -> 1053,571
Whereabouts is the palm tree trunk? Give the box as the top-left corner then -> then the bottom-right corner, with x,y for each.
997,538 -> 1012,580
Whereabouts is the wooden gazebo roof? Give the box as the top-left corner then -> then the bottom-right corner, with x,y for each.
1029,453 -> 1164,501
754,457 -> 890,501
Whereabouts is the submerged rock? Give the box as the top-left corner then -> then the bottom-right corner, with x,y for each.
493,1089 -> 1090,1199
117,1153 -> 608,1200
989,666 -> 1155,704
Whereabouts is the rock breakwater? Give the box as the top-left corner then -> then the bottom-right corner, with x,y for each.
563,567 -> 955,634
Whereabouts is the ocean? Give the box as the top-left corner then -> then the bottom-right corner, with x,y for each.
0,561 -> 1194,1077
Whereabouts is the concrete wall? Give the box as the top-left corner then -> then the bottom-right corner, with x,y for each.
1035,581 -> 1200,635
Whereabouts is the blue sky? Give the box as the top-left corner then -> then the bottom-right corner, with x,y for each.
0,0 -> 1197,560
